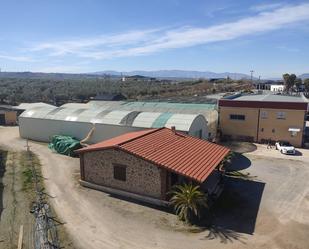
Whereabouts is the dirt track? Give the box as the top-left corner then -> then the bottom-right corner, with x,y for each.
1,126 -> 309,249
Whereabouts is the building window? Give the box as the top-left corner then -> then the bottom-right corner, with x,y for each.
260,111 -> 267,119
272,128 -> 275,133
113,164 -> 126,181
261,128 -> 264,132
277,112 -> 286,119
230,114 -> 245,120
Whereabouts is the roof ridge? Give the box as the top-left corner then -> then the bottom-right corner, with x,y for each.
140,132 -> 185,157
118,127 -> 164,146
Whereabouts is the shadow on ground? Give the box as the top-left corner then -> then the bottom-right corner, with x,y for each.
0,150 -> 8,221
226,153 -> 252,171
193,174 -> 265,244
220,141 -> 257,154
213,177 -> 265,234
198,176 -> 265,244
293,150 -> 302,156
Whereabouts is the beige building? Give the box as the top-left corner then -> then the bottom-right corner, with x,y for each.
219,93 -> 308,147
0,106 -> 18,125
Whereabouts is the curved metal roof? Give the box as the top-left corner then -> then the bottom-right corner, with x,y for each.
86,100 -> 216,114
21,106 -> 56,118
15,102 -> 56,110
132,112 -> 164,128
20,106 -> 203,132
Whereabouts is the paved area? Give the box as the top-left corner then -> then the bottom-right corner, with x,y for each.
1,126 -> 309,249
248,143 -> 309,163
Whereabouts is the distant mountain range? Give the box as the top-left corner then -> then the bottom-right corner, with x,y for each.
92,70 -> 252,80
0,70 -> 308,80
300,73 -> 309,80
0,71 -> 103,80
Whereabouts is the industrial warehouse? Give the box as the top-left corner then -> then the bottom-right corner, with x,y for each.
18,101 -> 214,143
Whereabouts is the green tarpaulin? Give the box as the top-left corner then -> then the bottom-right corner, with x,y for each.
48,135 -> 82,157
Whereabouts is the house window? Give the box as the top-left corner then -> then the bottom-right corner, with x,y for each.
230,114 -> 245,120
113,164 -> 126,181
261,128 -> 264,132
260,111 -> 267,119
277,112 -> 286,119
272,128 -> 275,133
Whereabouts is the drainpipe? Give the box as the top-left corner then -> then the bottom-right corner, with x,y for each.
256,109 -> 261,142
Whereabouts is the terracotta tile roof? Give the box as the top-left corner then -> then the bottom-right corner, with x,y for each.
76,128 -> 230,182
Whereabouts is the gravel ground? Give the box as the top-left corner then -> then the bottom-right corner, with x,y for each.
0,126 -> 309,249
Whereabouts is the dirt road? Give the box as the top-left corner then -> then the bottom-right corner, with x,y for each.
1,126 -> 309,249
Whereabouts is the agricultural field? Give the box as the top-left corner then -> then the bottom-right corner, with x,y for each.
0,76 -> 250,105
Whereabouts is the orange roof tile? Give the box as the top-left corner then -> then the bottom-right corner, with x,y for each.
76,128 -> 230,183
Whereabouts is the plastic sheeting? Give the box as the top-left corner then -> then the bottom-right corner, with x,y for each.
48,135 -> 82,157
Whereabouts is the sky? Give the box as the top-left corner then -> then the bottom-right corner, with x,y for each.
0,0 -> 309,78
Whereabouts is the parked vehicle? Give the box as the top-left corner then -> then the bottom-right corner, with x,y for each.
275,141 -> 296,155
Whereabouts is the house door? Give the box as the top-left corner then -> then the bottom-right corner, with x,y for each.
170,172 -> 179,187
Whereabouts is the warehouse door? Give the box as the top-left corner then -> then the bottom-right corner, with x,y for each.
0,114 -> 5,125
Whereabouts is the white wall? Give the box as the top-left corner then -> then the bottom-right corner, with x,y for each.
19,117 -> 149,143
270,85 -> 285,92
19,114 -> 209,143
188,115 -> 209,140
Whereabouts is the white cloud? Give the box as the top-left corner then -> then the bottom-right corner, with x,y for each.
30,29 -> 160,56
0,54 -> 33,62
34,65 -> 89,73
29,3 -> 309,60
250,2 -> 285,12
277,45 -> 300,52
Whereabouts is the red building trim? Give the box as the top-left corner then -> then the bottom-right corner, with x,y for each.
219,99 -> 308,110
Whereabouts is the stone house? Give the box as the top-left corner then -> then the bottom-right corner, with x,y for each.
76,127 -> 230,206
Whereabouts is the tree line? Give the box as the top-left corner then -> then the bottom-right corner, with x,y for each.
0,77 -> 250,105
282,73 -> 309,92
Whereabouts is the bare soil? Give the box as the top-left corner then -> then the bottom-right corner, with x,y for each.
0,150 -> 35,249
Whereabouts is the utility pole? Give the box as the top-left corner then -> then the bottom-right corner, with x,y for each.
250,70 -> 254,85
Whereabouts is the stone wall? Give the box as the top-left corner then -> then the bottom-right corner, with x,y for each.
83,149 -> 163,199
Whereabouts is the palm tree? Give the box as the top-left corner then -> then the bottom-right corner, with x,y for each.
219,151 -> 235,171
169,183 -> 207,224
